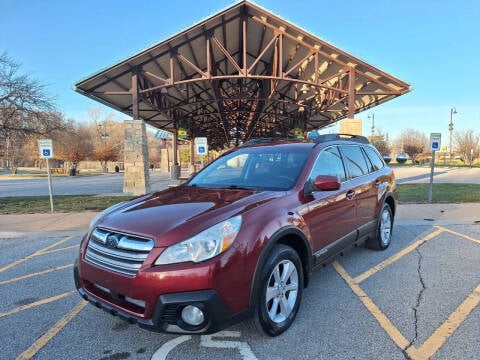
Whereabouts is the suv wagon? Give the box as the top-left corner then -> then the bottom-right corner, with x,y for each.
74,134 -> 397,336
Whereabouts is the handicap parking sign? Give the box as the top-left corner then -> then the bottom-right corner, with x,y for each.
430,133 -> 441,152
38,139 -> 54,159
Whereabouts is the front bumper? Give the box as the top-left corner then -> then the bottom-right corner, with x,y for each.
74,261 -> 247,334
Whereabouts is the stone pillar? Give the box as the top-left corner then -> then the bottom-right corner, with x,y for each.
123,120 -> 150,195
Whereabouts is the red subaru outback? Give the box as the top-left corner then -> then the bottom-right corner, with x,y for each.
74,134 -> 397,336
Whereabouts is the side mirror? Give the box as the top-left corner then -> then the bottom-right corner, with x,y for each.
303,175 -> 341,197
313,175 -> 341,191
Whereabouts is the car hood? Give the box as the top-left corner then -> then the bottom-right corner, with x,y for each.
96,186 -> 280,246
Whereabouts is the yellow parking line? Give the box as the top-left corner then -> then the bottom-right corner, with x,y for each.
412,282 -> 480,360
337,225 -> 479,360
16,299 -> 87,360
40,245 -> 78,255
354,228 -> 444,284
0,264 -> 73,286
0,291 -> 75,318
332,261 -> 411,350
0,236 -> 73,273
436,225 -> 480,245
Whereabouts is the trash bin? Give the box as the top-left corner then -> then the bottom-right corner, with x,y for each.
170,164 -> 181,180
115,165 -> 119,173
69,167 -> 76,176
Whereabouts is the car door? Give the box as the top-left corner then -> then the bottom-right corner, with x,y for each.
299,146 -> 357,257
338,145 -> 378,233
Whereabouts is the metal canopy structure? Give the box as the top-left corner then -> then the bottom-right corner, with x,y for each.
75,1 -> 410,149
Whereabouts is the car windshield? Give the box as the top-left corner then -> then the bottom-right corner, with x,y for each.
188,146 -> 310,190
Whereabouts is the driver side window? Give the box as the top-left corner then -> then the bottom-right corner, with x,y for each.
309,146 -> 347,183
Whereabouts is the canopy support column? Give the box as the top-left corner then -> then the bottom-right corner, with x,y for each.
123,71 -> 150,195
170,120 -> 180,179
348,66 -> 356,119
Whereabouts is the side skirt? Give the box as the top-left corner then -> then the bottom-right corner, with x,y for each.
312,220 -> 377,267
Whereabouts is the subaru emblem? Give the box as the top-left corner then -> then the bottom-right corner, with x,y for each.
106,234 -> 120,248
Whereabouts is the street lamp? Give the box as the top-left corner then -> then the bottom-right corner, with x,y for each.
449,107 -> 457,162
368,112 -> 375,137
98,123 -> 109,141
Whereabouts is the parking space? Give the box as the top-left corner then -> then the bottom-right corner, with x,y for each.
0,223 -> 478,360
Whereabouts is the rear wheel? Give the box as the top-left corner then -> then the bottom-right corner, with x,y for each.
367,203 -> 393,250
251,244 -> 304,336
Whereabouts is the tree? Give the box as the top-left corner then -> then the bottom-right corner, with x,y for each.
55,121 -> 94,170
454,129 -> 479,166
369,128 -> 391,155
0,52 -> 65,172
93,141 -> 119,172
87,108 -> 124,172
396,129 -> 428,163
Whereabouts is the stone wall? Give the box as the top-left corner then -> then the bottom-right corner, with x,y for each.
123,120 -> 150,195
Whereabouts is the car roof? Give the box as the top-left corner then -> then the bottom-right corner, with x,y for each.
240,133 -> 370,149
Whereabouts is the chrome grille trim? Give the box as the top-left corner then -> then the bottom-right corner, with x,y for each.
85,228 -> 154,277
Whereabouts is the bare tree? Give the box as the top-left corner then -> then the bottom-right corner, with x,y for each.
0,52 -> 65,172
369,128 -> 391,156
395,129 -> 428,164
454,129 -> 479,166
93,141 -> 119,172
55,121 -> 94,172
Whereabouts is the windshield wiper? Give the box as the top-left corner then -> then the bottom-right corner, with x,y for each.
225,185 -> 260,190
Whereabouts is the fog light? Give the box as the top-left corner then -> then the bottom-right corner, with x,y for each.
181,305 -> 205,326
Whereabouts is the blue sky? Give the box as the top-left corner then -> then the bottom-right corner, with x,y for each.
2,0 -> 479,143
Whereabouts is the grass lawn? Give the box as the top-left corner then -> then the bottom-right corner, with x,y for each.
0,195 -> 132,214
396,183 -> 480,203
0,183 -> 479,214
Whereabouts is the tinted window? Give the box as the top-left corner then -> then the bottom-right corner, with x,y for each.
309,146 -> 346,182
339,145 -> 370,179
363,146 -> 385,172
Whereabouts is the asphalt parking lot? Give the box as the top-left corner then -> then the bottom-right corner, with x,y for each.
0,209 -> 479,360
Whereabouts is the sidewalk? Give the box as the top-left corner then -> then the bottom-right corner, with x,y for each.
1,203 -> 479,234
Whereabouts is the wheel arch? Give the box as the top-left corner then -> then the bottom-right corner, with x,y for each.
249,226 -> 312,307
383,192 -> 397,218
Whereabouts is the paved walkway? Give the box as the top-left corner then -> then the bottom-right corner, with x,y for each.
1,203 -> 479,234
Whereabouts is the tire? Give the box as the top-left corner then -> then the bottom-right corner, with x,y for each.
367,203 -> 393,250
251,244 -> 304,336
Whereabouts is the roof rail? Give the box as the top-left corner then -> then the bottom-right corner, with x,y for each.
313,133 -> 370,144
241,137 -> 298,146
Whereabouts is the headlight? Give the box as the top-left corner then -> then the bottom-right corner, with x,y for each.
155,215 -> 242,265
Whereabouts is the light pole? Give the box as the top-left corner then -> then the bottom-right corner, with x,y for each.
368,112 -> 375,137
449,107 -> 457,162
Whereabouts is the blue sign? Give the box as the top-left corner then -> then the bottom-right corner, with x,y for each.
429,133 -> 442,152
198,146 -> 206,154
42,149 -> 51,157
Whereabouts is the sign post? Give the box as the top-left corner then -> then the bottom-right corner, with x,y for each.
38,139 -> 55,212
428,133 -> 441,203
194,137 -> 208,168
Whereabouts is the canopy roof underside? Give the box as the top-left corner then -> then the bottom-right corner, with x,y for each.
75,1 -> 410,149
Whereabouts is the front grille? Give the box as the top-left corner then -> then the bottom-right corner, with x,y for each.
85,228 -> 154,277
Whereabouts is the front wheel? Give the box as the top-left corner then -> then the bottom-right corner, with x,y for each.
367,203 -> 393,250
251,244 -> 304,336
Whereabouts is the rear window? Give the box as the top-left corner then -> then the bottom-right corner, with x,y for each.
363,146 -> 385,172
339,145 -> 370,179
